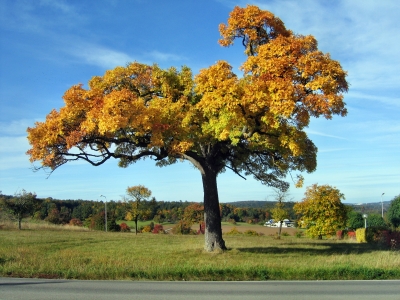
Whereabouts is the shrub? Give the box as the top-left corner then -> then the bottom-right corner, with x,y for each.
336,230 -> 345,240
107,216 -> 121,232
347,231 -> 356,239
295,231 -> 304,238
243,229 -> 259,236
281,232 -> 290,237
69,218 -> 83,227
119,222 -> 131,232
367,214 -> 388,230
356,228 -> 367,243
89,212 -> 105,231
225,227 -> 241,235
171,221 -> 194,234
356,228 -> 374,243
141,225 -> 152,233
87,212 -> 120,231
152,224 -> 164,234
377,230 -> 400,250
45,208 -> 62,224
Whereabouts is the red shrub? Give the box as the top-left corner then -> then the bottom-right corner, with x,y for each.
379,230 -> 400,250
152,224 -> 164,234
336,230 -> 344,240
347,231 -> 356,239
119,222 -> 131,232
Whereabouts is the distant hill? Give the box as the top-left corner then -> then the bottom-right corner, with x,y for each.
347,201 -> 392,215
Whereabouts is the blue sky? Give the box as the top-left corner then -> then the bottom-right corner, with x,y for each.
0,0 -> 399,204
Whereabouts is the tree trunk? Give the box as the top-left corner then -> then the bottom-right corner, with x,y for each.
202,168 -> 226,252
18,217 -> 22,230
278,222 -> 282,239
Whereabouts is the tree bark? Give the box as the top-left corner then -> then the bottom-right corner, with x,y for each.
201,168 -> 226,252
278,222 -> 282,239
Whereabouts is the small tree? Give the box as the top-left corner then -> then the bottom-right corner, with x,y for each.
124,185 -> 153,235
387,195 -> 400,228
89,211 -> 120,231
0,190 -> 37,230
183,203 -> 204,233
294,184 -> 347,239
347,211 -> 364,230
270,189 -> 290,238
367,214 -> 387,229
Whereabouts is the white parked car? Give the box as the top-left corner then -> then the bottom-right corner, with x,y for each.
264,219 -> 295,228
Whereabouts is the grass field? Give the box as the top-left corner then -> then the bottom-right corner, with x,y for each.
0,223 -> 399,280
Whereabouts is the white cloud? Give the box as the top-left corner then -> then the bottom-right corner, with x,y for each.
39,0 -> 75,14
69,44 -> 136,69
305,130 -> 348,140
349,92 -> 400,109
146,51 -> 186,62
66,41 -> 188,69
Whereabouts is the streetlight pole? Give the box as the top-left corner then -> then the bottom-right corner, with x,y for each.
100,195 -> 107,232
363,214 -> 368,229
381,193 -> 385,218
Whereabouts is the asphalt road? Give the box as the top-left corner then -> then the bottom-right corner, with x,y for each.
1,278 -> 399,300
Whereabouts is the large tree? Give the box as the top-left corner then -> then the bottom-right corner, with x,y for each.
294,184 -> 347,239
26,5 -> 348,251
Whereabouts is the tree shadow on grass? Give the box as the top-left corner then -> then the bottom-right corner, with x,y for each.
236,242 -> 384,255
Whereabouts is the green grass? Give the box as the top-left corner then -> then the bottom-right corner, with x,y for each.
0,228 -> 399,280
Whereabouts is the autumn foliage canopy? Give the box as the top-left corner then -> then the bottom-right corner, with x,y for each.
27,5 -> 348,251
294,184 -> 347,239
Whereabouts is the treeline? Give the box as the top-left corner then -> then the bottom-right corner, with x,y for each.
2,191 -> 394,232
31,198 -> 197,225
33,198 -> 276,225
0,194 -> 287,227
1,195 -> 382,228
